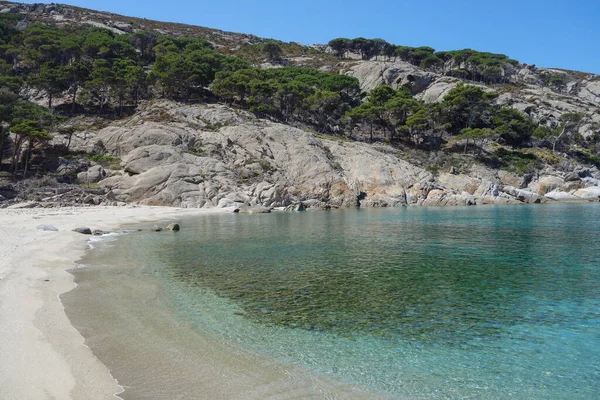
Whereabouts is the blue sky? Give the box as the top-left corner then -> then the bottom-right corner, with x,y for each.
20,0 -> 600,73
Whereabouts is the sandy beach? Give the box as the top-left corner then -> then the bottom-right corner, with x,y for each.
0,205 -> 227,400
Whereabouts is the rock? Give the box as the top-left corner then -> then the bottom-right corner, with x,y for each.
72,227 -> 92,235
151,225 -> 163,232
284,202 -> 305,211
234,205 -> 271,214
342,61 -> 437,94
529,176 -> 566,195
166,223 -> 180,231
544,191 -> 580,201
113,22 -> 133,33
15,21 -> 28,31
0,7 -> 19,14
500,186 -> 542,203
37,225 -> 59,231
77,165 -> 107,184
573,187 -> 600,200
92,229 -> 105,236
564,172 -> 580,182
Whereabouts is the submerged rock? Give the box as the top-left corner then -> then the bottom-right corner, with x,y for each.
92,229 -> 105,236
151,225 -> 163,232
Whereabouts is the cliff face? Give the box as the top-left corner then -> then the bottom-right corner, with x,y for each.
62,100 -> 600,209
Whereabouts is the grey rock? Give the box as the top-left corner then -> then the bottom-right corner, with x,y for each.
37,225 -> 59,231
283,203 -> 305,211
544,191 -> 580,201
166,223 -> 180,231
573,187 -> 600,200
92,229 -> 105,236
77,165 -> 107,184
342,61 -> 436,94
113,22 -> 133,33
151,225 -> 163,232
15,21 -> 28,31
72,227 -> 92,235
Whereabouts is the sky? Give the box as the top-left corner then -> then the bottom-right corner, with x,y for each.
19,0 -> 600,74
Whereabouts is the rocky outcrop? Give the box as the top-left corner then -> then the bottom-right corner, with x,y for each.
341,61 -> 437,94
56,101 -> 600,210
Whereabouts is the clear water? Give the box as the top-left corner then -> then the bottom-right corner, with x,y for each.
66,204 -> 600,399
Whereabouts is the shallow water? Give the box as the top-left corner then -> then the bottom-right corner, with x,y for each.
64,204 -> 600,399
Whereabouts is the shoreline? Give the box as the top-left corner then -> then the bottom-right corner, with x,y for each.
0,205 -> 229,400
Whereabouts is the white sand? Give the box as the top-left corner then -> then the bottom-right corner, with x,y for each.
0,205 -> 226,400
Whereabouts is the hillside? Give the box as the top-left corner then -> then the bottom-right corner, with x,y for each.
1,1 -> 600,209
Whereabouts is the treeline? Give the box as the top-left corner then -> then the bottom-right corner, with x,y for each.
328,37 -> 518,84
213,67 -> 362,131
0,15 -> 591,177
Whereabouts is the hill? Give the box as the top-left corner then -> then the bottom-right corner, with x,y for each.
1,1 -> 600,209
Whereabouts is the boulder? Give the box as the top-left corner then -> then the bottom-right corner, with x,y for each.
166,223 -> 180,231
72,227 -> 92,235
544,191 -> 580,201
92,229 -> 105,236
77,165 -> 107,184
529,176 -> 566,195
573,187 -> 600,200
151,225 -> 163,232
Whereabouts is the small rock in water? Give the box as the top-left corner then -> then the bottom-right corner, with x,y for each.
37,224 -> 59,231
151,225 -> 163,232
92,229 -> 105,236
72,227 -> 92,235
166,223 -> 180,231
284,202 -> 305,211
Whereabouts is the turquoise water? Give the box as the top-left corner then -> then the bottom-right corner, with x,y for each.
72,204 -> 600,399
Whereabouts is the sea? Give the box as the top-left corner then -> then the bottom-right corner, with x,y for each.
62,203 -> 600,399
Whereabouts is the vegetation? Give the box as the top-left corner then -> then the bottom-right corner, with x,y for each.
0,12 -> 597,182
327,37 -> 519,84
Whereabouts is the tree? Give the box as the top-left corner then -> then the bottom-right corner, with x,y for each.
441,83 -> 498,133
276,80 -> 314,121
262,41 -> 283,62
328,38 -> 351,59
212,69 -> 257,104
10,120 -> 52,176
305,90 -> 347,132
64,62 -> 89,114
404,109 -> 429,147
85,59 -> 114,111
129,31 -> 158,62
482,66 -> 504,84
492,107 -> 535,146
457,127 -> 494,153
30,62 -> 68,109
347,102 -> 383,142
